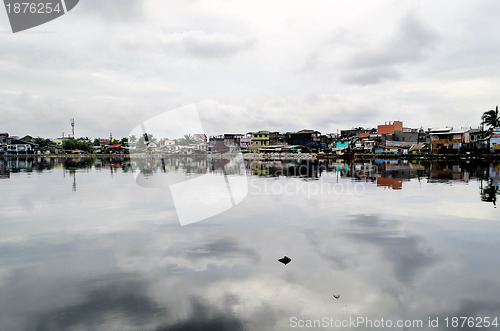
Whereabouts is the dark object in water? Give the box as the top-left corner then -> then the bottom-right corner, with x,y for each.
278,256 -> 291,265
333,294 -> 340,299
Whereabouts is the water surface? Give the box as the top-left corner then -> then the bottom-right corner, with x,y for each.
0,157 -> 499,330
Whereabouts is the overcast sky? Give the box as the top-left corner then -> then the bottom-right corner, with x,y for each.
1,0 -> 500,139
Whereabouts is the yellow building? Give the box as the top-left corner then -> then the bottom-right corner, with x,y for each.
251,131 -> 270,149
52,138 -> 63,146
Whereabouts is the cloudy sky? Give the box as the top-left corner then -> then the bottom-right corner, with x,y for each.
1,0 -> 500,139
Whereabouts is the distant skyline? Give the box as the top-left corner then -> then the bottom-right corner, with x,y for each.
1,0 -> 500,139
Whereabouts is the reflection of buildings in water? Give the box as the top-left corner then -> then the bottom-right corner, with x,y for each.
72,172 -> 77,192
408,163 -> 426,172
6,158 -> 33,172
375,160 -> 426,180
377,177 -> 403,190
490,164 -> 500,187
481,163 -> 500,207
480,179 -> 498,206
0,159 -> 9,179
341,160 -> 419,183
331,160 -> 349,173
429,163 -> 470,183
131,157 -> 210,175
352,162 -> 378,180
249,160 -> 324,178
63,158 -> 95,171
33,157 -> 60,171
221,157 -> 246,176
339,160 -> 431,190
251,162 -> 270,177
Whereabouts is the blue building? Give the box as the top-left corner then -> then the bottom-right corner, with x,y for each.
490,129 -> 500,152
373,146 -> 408,154
334,141 -> 349,155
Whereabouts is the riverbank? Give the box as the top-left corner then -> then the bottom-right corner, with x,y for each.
2,152 -> 500,161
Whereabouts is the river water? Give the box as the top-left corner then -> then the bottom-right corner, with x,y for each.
0,157 -> 499,330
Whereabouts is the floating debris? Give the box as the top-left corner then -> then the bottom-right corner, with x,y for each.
333,294 -> 340,299
278,256 -> 291,265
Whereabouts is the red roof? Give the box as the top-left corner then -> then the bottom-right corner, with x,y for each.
213,143 -> 229,152
107,144 -> 122,148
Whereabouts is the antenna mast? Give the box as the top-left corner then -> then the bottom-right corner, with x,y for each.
70,118 -> 75,138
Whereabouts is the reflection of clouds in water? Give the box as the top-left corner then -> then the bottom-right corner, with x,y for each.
0,215 -> 499,331
33,276 -> 252,331
0,235 -> 256,330
2,167 -> 500,330
345,214 -> 440,284
157,298 -> 245,331
181,238 -> 260,263
34,278 -> 165,331
303,228 -> 352,271
440,298 -> 500,323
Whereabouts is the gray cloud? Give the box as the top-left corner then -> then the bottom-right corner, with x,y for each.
302,28 -> 359,72
305,11 -> 439,86
349,12 -> 439,68
342,12 -> 439,85
160,31 -> 256,58
341,67 -> 402,85
76,0 -> 145,22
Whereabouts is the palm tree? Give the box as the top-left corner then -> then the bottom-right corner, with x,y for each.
481,106 -> 500,130
179,134 -> 196,146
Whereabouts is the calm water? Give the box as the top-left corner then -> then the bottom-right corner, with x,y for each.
0,157 -> 499,331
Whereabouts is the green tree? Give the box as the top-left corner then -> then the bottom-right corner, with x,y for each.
136,133 -> 155,150
129,135 -> 137,143
482,106 -> 500,129
178,134 -> 196,146
63,137 -> 93,153
34,137 -> 53,147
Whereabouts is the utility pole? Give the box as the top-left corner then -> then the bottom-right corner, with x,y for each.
70,118 -> 75,138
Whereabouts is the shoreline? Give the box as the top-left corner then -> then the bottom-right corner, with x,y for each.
1,152 -> 500,161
